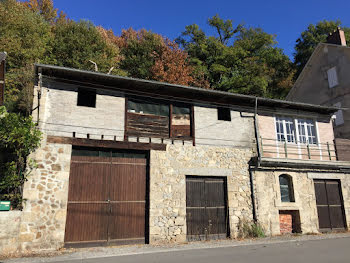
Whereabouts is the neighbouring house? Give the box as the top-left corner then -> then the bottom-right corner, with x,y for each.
1,64 -> 350,254
287,28 -> 350,160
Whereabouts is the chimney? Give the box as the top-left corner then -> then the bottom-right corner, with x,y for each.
327,27 -> 347,46
0,52 -> 6,106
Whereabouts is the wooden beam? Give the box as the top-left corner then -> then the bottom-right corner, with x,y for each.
47,135 -> 166,151
124,97 -> 128,141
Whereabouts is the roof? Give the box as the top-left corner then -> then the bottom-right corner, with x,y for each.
287,43 -> 350,100
35,63 -> 340,115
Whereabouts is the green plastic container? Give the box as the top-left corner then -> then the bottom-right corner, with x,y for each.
0,201 -> 10,211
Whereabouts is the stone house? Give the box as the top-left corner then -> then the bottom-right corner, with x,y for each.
1,64 -> 350,254
287,28 -> 350,160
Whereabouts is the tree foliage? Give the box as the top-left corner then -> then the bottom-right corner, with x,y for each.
177,15 -> 294,98
23,0 -> 67,24
105,28 -> 208,87
0,0 -> 52,113
48,20 -> 120,73
0,106 -> 42,209
294,20 -> 350,78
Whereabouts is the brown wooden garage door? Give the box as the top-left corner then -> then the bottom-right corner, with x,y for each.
314,179 -> 346,231
186,176 -> 228,241
64,148 -> 147,246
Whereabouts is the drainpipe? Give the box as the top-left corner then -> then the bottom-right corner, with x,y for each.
32,71 -> 42,124
249,97 -> 261,223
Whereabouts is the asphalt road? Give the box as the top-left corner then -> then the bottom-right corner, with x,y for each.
51,237 -> 350,263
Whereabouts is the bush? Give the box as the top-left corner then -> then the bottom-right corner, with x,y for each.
238,219 -> 265,238
0,106 -> 41,209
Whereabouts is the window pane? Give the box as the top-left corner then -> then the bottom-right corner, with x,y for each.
297,119 -> 317,144
276,117 -> 285,142
275,117 -> 295,143
279,175 -> 294,203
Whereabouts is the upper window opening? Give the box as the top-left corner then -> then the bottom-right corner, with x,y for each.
77,88 -> 96,108
218,107 -> 231,121
327,67 -> 339,88
279,174 -> 295,202
276,117 -> 295,143
275,116 -> 317,145
128,99 -> 169,116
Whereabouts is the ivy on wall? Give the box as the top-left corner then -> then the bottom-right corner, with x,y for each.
0,106 -> 41,209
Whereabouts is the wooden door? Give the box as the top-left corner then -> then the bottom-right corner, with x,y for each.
186,176 -> 228,241
108,157 -> 146,244
314,179 -> 346,231
64,148 -> 147,246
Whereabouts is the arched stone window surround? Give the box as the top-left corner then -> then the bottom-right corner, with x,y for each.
279,174 -> 295,203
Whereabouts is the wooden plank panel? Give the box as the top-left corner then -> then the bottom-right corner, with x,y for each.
172,125 -> 191,138
109,158 -> 146,201
65,203 -> 108,242
326,181 -> 342,205
68,161 -> 109,202
186,207 -> 207,239
109,202 -> 145,240
186,176 -> 227,241
316,206 -> 331,229
126,112 -> 169,138
314,180 -> 328,206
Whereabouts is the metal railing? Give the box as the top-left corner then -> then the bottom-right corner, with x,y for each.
260,137 -> 337,161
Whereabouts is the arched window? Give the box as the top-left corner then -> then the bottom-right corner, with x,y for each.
279,174 -> 295,202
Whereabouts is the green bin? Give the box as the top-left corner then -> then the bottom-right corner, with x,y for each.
0,201 -> 10,211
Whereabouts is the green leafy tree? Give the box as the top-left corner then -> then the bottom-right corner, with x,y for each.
0,106 -> 42,209
0,0 -> 52,112
23,0 -> 67,24
294,20 -> 350,78
177,15 -> 294,98
116,28 -> 164,80
48,20 -> 120,73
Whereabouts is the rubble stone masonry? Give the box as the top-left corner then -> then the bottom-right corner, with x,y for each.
149,144 -> 254,242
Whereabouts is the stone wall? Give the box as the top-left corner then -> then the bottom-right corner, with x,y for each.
149,144 -> 255,242
0,211 -> 21,255
18,137 -> 72,252
254,168 -> 350,236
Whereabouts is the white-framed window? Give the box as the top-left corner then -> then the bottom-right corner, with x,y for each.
334,102 -> 344,126
275,116 -> 317,145
297,119 -> 317,144
327,67 -> 339,88
276,117 -> 295,143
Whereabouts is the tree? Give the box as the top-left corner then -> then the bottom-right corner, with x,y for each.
107,28 -> 208,87
0,0 -> 52,113
0,106 -> 42,209
48,20 -> 120,73
294,20 -> 350,78
23,0 -> 66,24
177,15 -> 294,98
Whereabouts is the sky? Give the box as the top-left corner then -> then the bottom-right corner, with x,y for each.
53,0 -> 350,59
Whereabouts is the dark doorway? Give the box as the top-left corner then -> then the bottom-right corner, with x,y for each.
186,176 -> 228,241
314,179 -> 346,231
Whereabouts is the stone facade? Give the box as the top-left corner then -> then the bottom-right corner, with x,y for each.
2,69 -> 350,255
17,137 -> 72,252
254,168 -> 350,236
0,211 -> 21,255
149,144 -> 254,242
